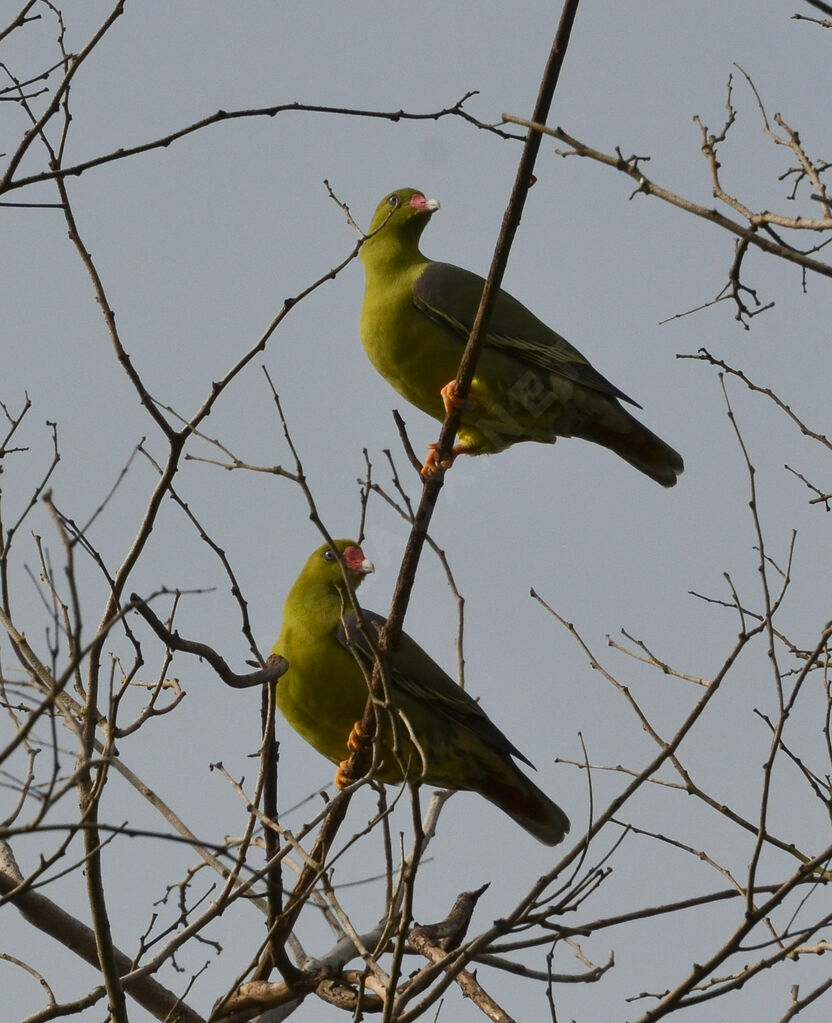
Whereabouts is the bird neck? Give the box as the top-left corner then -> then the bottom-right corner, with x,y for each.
284,581 -> 349,637
360,225 -> 426,276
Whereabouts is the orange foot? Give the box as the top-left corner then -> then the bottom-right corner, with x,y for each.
421,442 -> 467,477
440,380 -> 476,415
335,759 -> 353,790
347,719 -> 366,752
334,720 -> 369,789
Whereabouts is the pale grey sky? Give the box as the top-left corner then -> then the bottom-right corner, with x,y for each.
3,2 -> 831,1021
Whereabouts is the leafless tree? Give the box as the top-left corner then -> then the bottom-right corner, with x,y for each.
2,2 -> 831,1022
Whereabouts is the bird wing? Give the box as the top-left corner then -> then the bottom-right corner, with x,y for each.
337,608 -> 534,768
413,261 -> 641,408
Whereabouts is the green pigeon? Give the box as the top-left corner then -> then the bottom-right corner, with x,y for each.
273,539 -> 570,845
359,187 -> 684,485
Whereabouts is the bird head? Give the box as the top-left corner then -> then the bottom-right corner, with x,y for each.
281,541 -> 375,640
361,188 -> 440,262
302,539 -> 375,592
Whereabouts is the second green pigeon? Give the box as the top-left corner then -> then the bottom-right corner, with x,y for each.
359,187 -> 684,486
273,539 -> 570,845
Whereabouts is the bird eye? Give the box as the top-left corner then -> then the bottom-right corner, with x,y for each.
387,194 -> 399,208
323,549 -> 336,562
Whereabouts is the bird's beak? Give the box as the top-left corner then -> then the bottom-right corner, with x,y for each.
342,545 -> 375,576
410,194 -> 440,213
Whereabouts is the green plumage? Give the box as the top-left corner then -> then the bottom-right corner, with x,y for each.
273,540 -> 570,846
359,187 -> 684,486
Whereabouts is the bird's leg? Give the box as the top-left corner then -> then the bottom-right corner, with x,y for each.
334,719 -> 370,789
420,382 -> 475,475
440,380 -> 476,415
421,442 -> 466,476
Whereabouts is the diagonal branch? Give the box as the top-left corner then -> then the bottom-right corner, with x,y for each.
503,116 -> 832,280
379,0 -> 583,651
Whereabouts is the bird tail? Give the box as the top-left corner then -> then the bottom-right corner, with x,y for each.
476,768 -> 570,846
579,408 -> 684,488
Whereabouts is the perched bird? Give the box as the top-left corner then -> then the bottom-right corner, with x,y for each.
273,539 -> 570,845
359,187 -> 684,486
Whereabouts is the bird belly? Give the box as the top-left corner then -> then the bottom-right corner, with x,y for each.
360,292 -> 461,422
276,647 -> 370,766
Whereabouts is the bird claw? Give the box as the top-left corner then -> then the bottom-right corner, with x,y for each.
440,380 -> 475,415
335,760 -> 353,790
347,719 -> 367,752
421,442 -> 468,477
421,443 -> 456,477
335,721 -> 370,789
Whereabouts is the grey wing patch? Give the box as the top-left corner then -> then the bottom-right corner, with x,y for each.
412,264 -> 471,342
414,262 -> 641,409
394,664 -> 535,770
336,608 -> 384,666
488,329 -> 642,408
338,606 -> 533,768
